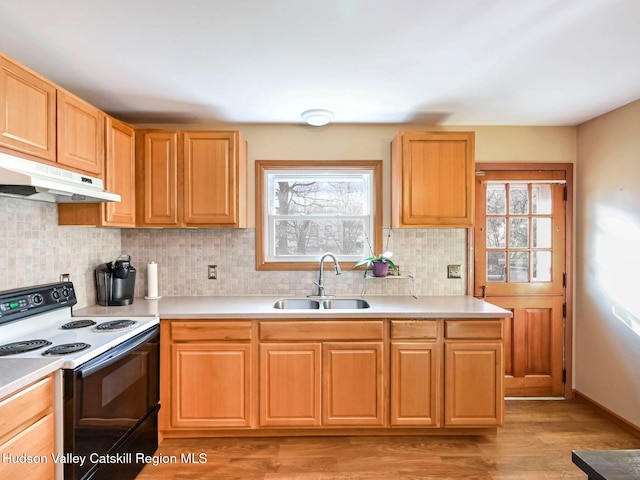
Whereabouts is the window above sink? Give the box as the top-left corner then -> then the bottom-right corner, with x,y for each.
256,160 -> 383,271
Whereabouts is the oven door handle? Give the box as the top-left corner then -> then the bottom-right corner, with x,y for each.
77,325 -> 159,378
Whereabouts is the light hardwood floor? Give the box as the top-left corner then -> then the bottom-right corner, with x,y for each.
137,400 -> 640,479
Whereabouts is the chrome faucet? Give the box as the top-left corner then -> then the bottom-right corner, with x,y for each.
308,253 -> 342,298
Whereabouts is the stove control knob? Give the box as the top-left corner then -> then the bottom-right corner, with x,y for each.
32,294 -> 44,305
52,290 -> 61,300
62,288 -> 70,298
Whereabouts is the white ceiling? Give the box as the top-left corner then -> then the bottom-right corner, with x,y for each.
1,0 -> 639,126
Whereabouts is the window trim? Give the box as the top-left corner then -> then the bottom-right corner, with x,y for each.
255,160 -> 383,271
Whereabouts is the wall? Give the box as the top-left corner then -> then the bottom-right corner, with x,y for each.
0,196 -> 121,308
124,123 -> 575,297
575,99 -> 640,427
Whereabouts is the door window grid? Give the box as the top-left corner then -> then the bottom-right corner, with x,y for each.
486,183 -> 553,283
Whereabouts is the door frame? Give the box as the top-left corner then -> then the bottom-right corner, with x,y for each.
469,162 -> 574,398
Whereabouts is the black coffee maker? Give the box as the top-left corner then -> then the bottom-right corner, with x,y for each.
95,255 -> 136,306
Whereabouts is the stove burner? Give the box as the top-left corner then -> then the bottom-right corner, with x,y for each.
61,319 -> 97,329
42,343 -> 91,356
0,339 -> 53,356
95,319 -> 138,332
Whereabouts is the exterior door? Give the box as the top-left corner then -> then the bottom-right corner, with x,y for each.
474,167 -> 569,397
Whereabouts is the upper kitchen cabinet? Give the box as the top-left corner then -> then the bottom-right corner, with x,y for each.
391,131 -> 475,227
138,130 -> 247,228
56,89 -> 104,176
58,116 -> 136,227
0,55 -> 56,162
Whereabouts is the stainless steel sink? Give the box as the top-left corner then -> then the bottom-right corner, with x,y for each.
272,298 -> 370,310
272,299 -> 320,309
322,299 -> 370,309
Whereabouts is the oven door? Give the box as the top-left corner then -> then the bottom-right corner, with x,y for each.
64,325 -> 160,480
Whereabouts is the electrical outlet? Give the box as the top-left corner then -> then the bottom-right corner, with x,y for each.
447,264 -> 461,279
60,273 -> 70,282
208,265 -> 218,280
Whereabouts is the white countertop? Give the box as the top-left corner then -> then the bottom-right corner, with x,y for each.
0,358 -> 63,399
73,295 -> 512,319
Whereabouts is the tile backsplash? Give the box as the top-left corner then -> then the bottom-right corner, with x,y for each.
0,196 -> 468,308
0,197 -> 121,308
121,228 -> 468,298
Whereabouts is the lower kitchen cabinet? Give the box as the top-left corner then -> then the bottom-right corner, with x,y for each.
259,320 -> 386,428
390,342 -> 440,426
259,343 -> 321,426
162,321 -> 253,430
444,320 -> 504,427
161,317 -> 505,437
0,375 -> 55,480
389,320 -> 440,427
322,342 -> 384,426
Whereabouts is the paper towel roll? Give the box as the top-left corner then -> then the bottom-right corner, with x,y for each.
145,261 -> 161,299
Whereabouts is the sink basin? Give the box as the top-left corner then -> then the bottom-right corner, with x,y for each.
322,299 -> 370,309
272,298 -> 370,310
273,299 -> 320,309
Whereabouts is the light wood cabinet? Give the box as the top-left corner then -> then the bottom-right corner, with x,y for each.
56,89 -> 104,176
444,320 -> 504,427
138,130 -> 247,228
162,317 -> 504,437
0,375 -> 55,480
391,131 -> 475,227
390,320 -> 440,427
58,116 -> 136,226
259,343 -> 321,426
258,320 -> 385,428
0,55 -> 56,161
322,342 -> 384,426
162,321 -> 253,430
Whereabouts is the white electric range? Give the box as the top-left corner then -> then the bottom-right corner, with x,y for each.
0,281 -> 160,480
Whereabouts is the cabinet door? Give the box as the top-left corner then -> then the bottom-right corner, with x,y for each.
392,131 -> 474,227
182,131 -> 244,226
103,117 -> 135,226
57,89 -> 104,176
170,343 -> 252,428
390,342 -> 440,426
142,131 -> 179,226
444,342 -> 503,426
0,56 -> 56,161
322,342 -> 384,426
259,343 -> 321,426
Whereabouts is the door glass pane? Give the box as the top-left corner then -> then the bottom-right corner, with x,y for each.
532,251 -> 552,282
486,184 -> 506,214
509,218 -> 529,248
532,184 -> 552,214
487,251 -> 506,282
509,184 -> 529,214
509,252 -> 529,282
532,217 -> 552,248
486,218 -> 506,247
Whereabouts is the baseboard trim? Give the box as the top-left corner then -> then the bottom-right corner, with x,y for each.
573,390 -> 640,439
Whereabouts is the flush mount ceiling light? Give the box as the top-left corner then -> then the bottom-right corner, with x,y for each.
301,109 -> 334,126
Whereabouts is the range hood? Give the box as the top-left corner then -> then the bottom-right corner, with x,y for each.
0,152 -> 121,203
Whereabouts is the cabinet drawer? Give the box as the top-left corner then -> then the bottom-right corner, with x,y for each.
260,321 -> 384,341
0,375 -> 53,443
391,320 -> 438,339
0,413 -> 55,479
170,321 -> 252,342
445,320 -> 503,340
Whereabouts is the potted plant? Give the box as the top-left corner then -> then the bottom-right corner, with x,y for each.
353,251 -> 398,277
353,227 -> 398,277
